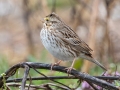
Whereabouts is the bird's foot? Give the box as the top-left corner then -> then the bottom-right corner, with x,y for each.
64,67 -> 75,76
51,60 -> 62,70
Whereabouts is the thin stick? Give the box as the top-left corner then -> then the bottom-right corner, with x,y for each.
21,65 -> 30,90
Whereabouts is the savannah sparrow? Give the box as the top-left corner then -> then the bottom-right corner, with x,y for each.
40,12 -> 106,72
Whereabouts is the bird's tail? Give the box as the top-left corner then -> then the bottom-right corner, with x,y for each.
81,55 -> 107,71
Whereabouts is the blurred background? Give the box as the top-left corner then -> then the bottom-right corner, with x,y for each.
0,0 -> 120,74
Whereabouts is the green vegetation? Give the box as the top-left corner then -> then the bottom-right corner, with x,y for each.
0,55 -> 120,89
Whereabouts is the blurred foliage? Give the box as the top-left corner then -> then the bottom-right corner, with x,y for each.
47,0 -> 72,8
0,0 -> 120,71
0,56 -> 78,89
0,0 -> 120,89
0,55 -> 120,89
0,55 -> 9,74
73,58 -> 83,70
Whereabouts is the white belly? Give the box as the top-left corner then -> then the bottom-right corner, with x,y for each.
40,28 -> 75,61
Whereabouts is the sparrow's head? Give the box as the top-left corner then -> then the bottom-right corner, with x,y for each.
44,12 -> 61,24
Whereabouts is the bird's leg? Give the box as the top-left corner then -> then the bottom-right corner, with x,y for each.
65,59 -> 76,74
51,60 -> 62,70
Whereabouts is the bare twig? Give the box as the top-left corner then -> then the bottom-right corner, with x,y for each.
42,84 -> 52,90
28,73 -> 32,90
7,83 -> 46,89
46,83 -> 69,90
87,81 -> 98,90
0,62 -> 119,90
21,64 -> 30,90
7,83 -> 69,90
28,64 -> 72,89
6,75 -> 120,83
74,79 -> 81,89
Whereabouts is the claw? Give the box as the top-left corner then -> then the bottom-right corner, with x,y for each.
64,59 -> 76,76
51,63 -> 59,70
64,67 -> 76,76
51,60 -> 62,70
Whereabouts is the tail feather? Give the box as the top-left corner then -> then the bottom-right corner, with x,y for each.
81,55 -> 107,71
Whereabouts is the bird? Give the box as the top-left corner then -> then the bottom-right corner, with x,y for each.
40,12 -> 107,73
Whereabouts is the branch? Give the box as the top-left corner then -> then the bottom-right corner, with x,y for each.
7,83 -> 69,90
21,64 -> 30,90
0,62 -> 119,90
6,76 -> 120,83
7,83 -> 47,89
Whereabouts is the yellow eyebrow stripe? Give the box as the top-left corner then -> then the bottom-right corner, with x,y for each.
44,17 -> 49,21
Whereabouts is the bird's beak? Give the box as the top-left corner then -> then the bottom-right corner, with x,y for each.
44,17 -> 49,21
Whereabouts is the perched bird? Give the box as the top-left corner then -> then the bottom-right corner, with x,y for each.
40,12 -> 107,72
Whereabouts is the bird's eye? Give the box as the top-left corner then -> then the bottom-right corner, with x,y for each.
50,14 -> 53,17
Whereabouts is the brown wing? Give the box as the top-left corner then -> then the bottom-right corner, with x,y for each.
56,25 -> 93,56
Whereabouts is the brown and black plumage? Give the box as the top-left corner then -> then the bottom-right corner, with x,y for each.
40,12 -> 107,72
